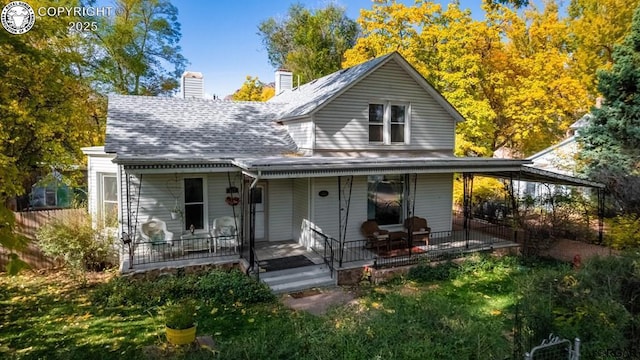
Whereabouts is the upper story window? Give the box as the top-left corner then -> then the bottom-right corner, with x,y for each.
369,102 -> 410,144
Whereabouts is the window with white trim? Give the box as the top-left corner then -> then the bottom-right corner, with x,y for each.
184,177 -> 205,231
368,102 -> 410,144
99,173 -> 118,227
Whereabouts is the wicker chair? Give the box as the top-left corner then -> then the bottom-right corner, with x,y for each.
139,218 -> 174,258
211,216 -> 239,253
403,216 -> 431,246
361,220 -> 408,252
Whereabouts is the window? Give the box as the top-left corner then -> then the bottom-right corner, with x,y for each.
390,105 -> 405,143
184,178 -> 205,231
367,175 -> 404,225
368,102 -> 409,144
99,174 -> 118,227
369,104 -> 384,142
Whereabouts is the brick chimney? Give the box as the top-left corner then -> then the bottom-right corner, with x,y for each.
275,69 -> 293,94
181,71 -> 204,99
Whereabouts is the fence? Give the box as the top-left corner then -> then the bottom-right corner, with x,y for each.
0,209 -> 85,270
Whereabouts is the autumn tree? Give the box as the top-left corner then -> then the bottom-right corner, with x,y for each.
86,0 -> 187,95
258,3 -> 358,84
344,0 -> 589,156
576,5 -> 640,215
567,0 -> 640,96
232,76 -> 274,101
0,0 -> 103,272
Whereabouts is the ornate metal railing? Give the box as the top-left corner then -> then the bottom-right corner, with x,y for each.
372,227 -> 514,269
310,228 -> 336,278
126,235 -> 238,267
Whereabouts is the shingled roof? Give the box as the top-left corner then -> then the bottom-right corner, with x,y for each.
268,53 -> 394,120
105,95 -> 298,162
269,51 -> 464,123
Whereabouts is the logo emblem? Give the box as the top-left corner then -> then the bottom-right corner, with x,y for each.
1,1 -> 35,35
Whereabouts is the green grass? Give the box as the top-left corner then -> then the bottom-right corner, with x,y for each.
0,255 -> 561,359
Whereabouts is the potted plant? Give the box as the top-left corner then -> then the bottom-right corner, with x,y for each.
170,206 -> 182,220
163,300 -> 197,345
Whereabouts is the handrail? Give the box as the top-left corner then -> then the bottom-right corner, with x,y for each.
310,228 -> 335,278
246,247 -> 260,281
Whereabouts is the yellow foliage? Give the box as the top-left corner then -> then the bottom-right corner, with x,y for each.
453,176 -> 508,206
345,0 -> 592,156
232,76 -> 266,101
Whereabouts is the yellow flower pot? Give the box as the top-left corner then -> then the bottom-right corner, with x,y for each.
166,325 -> 196,345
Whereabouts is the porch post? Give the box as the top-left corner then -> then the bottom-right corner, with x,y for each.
239,176 -> 247,256
337,176 -> 353,268
338,176 -> 342,265
248,181 -> 256,271
122,166 -> 134,269
463,173 -> 474,248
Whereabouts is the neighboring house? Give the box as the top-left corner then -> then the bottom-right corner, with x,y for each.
28,170 -> 86,210
518,115 -> 590,197
86,52 -> 599,277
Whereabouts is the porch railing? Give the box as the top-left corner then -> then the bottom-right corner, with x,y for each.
310,228 -> 336,277
127,235 -> 238,267
373,226 -> 516,269
247,247 -> 260,281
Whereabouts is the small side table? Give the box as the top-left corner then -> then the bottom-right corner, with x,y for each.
180,233 -> 212,255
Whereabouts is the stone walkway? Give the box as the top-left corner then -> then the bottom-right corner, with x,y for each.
281,287 -> 357,316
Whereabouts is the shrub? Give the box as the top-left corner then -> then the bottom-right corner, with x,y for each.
517,254 -> 640,358
606,214 -> 640,249
407,260 -> 458,282
92,269 -> 275,308
37,210 -> 117,281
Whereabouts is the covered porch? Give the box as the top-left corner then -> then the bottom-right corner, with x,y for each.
120,217 -> 521,277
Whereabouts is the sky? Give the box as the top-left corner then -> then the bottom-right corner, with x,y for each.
173,1 -> 485,99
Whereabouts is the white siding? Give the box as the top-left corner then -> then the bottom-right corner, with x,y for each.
120,172 -> 242,240
310,174 -> 452,242
267,179 -> 293,241
311,177 -> 339,239
412,173 -> 453,233
292,178 -> 309,243
208,173 -> 243,223
313,60 -> 456,151
311,176 -> 368,242
285,120 -> 314,150
86,154 -> 117,225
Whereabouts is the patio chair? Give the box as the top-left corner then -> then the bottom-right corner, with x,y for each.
211,216 -> 239,253
139,218 -> 174,258
361,220 -> 408,253
404,216 -> 431,246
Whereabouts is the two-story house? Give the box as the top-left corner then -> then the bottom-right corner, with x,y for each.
84,52 -> 601,289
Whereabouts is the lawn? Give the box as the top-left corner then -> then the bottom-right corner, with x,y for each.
1,254 -> 626,359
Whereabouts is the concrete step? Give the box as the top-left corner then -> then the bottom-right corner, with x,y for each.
260,264 -> 327,286
260,264 -> 335,294
269,274 -> 335,294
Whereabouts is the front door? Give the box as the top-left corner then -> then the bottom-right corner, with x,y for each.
250,184 -> 266,241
